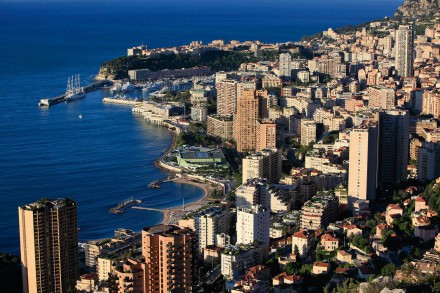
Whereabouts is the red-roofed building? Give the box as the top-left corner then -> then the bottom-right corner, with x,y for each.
415,197 -> 427,212
272,272 -> 303,286
291,229 -> 314,259
412,215 -> 431,227
312,262 -> 331,274
343,225 -> 362,237
336,250 -> 353,264
246,265 -> 271,281
386,204 -> 403,224
376,223 -> 388,238
321,233 -> 339,251
76,274 -> 98,292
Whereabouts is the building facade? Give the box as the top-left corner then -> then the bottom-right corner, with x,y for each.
395,25 -> 414,77
19,198 -> 78,293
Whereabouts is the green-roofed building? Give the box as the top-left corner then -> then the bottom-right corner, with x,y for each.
176,146 -> 228,170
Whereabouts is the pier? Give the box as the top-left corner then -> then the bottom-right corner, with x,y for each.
148,175 -> 177,189
110,197 -> 143,214
131,206 -> 166,212
38,80 -> 113,107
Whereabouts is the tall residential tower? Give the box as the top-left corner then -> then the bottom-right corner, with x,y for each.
19,198 -> 78,293
395,25 -> 414,77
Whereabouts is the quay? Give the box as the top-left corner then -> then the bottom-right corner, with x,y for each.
38,80 -> 113,107
148,175 -> 177,189
131,206 -> 166,212
102,97 -> 142,106
110,197 -> 143,214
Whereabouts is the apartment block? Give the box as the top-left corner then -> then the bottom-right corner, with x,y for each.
348,121 -> 379,206
236,205 -> 270,245
19,198 -> 78,293
207,114 -> 234,139
242,148 -> 282,184
235,179 -> 270,209
300,191 -> 339,230
256,119 -> 277,152
142,225 -> 196,292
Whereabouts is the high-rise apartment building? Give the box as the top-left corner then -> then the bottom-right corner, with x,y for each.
142,225 -> 196,292
300,119 -> 317,146
207,114 -> 234,139
194,207 -> 230,252
234,90 -> 261,152
395,25 -> 414,77
279,53 -> 292,79
19,198 -> 78,293
417,142 -> 440,181
242,148 -> 282,184
256,119 -> 277,151
348,121 -> 379,206
236,205 -> 270,245
377,110 -> 409,185
235,178 -> 269,209
216,79 -> 237,115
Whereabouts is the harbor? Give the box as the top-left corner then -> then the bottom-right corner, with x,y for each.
38,79 -> 113,107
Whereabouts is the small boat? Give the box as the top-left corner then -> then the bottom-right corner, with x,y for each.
79,114 -> 83,119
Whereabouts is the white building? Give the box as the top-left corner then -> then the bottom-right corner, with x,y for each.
195,207 -> 230,252
242,148 -> 281,184
279,53 -> 292,79
235,179 -> 270,209
236,205 -> 270,245
97,257 -> 112,282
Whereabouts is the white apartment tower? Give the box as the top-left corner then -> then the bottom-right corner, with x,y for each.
194,207 -> 230,252
279,53 -> 292,79
395,25 -> 414,77
348,121 -> 379,206
236,205 -> 270,245
235,178 -> 270,210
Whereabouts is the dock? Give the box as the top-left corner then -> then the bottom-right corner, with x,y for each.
38,80 -> 113,107
131,206 -> 166,212
148,175 -> 177,189
102,97 -> 142,105
110,197 -> 143,214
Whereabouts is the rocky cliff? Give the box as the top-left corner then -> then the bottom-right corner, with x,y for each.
395,0 -> 440,20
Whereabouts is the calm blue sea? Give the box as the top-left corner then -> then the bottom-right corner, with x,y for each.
0,0 -> 402,254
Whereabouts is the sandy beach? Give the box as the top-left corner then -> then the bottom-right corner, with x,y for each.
162,176 -> 220,224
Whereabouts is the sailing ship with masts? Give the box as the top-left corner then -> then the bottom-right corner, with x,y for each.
65,74 -> 85,101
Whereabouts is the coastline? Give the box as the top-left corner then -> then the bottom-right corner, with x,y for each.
153,127 -> 220,225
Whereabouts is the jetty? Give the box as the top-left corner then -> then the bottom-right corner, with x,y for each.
110,197 -> 143,214
148,175 -> 177,189
131,206 -> 166,212
38,80 -> 113,107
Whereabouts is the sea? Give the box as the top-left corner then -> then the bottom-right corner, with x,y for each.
0,0 -> 402,255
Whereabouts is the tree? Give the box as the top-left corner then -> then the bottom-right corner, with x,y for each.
331,278 -> 359,293
381,263 -> 396,277
293,245 -> 300,260
285,262 -> 300,275
0,252 -> 22,293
